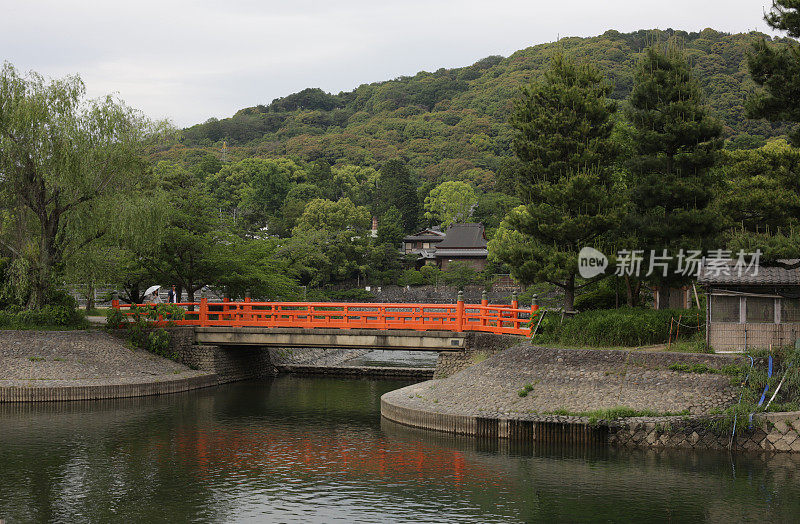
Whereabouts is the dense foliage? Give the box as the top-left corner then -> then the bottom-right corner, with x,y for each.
535,308 -> 703,347
176,29 -> 793,176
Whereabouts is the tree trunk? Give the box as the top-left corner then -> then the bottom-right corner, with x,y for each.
563,273 -> 576,312
187,287 -> 196,311
85,280 -> 95,311
625,276 -> 641,307
657,283 -> 671,310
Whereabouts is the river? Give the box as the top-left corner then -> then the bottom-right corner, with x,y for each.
1,375 -> 799,522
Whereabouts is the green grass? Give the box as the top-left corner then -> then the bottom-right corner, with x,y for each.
517,383 -> 535,397
535,307 -> 704,348
28,356 -> 45,362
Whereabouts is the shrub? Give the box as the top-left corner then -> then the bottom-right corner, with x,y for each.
535,307 -> 702,347
0,304 -> 86,329
105,304 -> 183,361
147,329 -> 175,359
574,279 -> 621,311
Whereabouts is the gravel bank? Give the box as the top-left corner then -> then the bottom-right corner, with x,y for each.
383,344 -> 744,420
0,330 -> 213,395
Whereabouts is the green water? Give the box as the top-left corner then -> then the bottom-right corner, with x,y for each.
0,376 -> 798,522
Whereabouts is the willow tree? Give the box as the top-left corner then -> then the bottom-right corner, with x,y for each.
0,63 -> 155,307
490,54 -> 620,311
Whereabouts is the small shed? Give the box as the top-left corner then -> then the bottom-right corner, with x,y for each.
699,260 -> 800,352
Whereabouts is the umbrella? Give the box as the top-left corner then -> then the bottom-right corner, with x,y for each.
144,285 -> 161,296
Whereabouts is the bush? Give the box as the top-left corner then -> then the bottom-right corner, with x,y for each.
574,279 -> 622,311
0,304 -> 87,329
105,304 -> 182,361
535,307 -> 702,347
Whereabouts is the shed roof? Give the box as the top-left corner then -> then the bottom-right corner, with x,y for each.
698,259 -> 800,286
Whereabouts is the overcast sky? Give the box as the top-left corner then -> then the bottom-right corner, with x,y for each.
1,1 -> 779,127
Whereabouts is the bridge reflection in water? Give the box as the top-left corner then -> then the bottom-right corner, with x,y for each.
1,376 -> 799,522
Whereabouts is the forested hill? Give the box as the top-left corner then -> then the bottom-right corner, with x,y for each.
175,28 -> 793,184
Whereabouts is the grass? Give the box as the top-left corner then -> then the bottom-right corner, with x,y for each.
28,356 -> 45,362
545,406 -> 691,424
535,308 -> 704,347
517,382 -> 535,397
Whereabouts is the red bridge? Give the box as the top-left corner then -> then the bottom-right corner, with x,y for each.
111,294 -> 539,339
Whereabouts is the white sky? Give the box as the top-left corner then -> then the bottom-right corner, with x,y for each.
0,1 -> 779,127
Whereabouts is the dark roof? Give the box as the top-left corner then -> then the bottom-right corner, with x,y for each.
698,259 -> 800,286
434,223 -> 486,249
402,228 -> 446,242
434,248 -> 488,258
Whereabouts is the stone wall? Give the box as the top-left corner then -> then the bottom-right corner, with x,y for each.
268,347 -> 371,367
369,285 -> 522,304
611,411 -> 800,453
382,391 -> 800,453
167,327 -> 273,383
434,333 -> 527,378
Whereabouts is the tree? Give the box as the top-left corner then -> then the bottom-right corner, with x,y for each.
747,1 -> 800,145
292,198 -> 371,234
423,181 -> 477,228
490,55 -> 620,311
377,206 -> 405,246
374,159 -> 420,233
138,163 -> 223,304
626,45 -> 723,308
0,63 -> 154,307
717,139 -> 800,262
204,158 -> 297,229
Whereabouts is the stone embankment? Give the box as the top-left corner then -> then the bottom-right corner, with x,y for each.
0,330 -> 216,401
0,329 -> 428,402
381,344 -> 800,453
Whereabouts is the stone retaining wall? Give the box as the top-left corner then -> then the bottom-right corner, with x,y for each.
277,365 -> 433,379
435,332 -> 523,378
382,390 -> 800,453
0,373 -> 218,402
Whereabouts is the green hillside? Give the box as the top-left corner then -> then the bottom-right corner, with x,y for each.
173,28 -> 793,187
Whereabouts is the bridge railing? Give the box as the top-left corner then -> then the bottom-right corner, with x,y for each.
111,295 -> 540,337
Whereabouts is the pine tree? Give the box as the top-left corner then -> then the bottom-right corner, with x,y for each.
490,55 -> 620,311
747,1 -> 800,146
626,45 -> 723,308
374,159 -> 420,233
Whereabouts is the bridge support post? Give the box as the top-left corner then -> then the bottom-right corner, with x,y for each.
511,292 -> 519,330
200,298 -> 208,325
481,291 -> 488,328
455,291 -> 464,332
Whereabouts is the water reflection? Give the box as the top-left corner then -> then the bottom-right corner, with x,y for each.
0,376 -> 799,522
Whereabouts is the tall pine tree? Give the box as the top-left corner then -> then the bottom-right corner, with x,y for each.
490,55 -> 620,311
374,159 -> 420,233
626,45 -> 722,308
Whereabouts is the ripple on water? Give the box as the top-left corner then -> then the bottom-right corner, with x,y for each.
0,376 -> 798,522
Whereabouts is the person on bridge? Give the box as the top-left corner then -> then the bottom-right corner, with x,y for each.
167,285 -> 177,303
